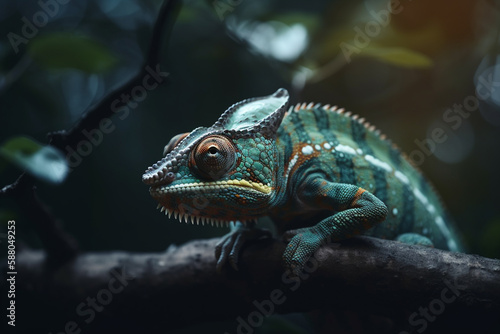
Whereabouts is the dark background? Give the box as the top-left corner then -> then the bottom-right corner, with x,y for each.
1,0 -> 499,332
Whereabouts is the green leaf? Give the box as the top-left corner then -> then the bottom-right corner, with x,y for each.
361,46 -> 433,68
0,136 -> 68,184
28,33 -> 117,73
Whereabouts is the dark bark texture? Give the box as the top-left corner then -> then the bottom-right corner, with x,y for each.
7,236 -> 500,333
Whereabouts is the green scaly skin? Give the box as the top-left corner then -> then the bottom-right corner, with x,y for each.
142,89 -> 464,274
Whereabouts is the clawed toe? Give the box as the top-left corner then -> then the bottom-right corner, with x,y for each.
215,227 -> 272,273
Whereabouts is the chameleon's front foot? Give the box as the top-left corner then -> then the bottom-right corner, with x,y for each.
282,227 -> 324,275
281,180 -> 388,275
215,222 -> 271,272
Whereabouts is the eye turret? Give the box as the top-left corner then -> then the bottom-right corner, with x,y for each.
163,132 -> 189,157
191,135 -> 236,180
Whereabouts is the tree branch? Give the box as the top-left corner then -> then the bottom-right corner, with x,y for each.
10,236 -> 500,333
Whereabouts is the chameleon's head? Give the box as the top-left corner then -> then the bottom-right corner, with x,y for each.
142,89 -> 289,226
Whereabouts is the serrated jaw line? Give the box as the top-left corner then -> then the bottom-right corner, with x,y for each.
156,205 -> 255,227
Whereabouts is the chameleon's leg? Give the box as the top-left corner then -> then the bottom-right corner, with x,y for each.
215,221 -> 271,272
283,176 -> 388,274
396,233 -> 434,247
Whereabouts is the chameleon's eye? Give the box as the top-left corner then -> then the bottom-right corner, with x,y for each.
191,135 -> 236,180
163,132 -> 189,157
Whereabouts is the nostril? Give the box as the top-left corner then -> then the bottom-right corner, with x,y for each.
165,172 -> 175,183
142,169 -> 175,186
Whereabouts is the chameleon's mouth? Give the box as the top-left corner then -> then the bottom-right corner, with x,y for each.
149,179 -> 271,227
154,204 -> 255,227
150,179 -> 272,195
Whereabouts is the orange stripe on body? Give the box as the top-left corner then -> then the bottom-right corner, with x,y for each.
351,187 -> 366,207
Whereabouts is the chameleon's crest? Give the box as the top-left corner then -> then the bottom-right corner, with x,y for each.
142,89 -> 289,186
213,88 -> 289,138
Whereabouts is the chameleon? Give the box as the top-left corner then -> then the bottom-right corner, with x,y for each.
142,88 -> 463,273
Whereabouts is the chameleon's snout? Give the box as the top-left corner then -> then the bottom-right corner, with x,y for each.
142,162 -> 176,186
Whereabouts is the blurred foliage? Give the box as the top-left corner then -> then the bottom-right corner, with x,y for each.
0,136 -> 68,183
358,46 -> 432,68
28,32 -> 117,73
0,0 -> 498,289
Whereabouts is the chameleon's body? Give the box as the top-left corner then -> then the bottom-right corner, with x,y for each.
142,89 -> 463,272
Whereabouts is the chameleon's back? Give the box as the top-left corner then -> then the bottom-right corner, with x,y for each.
276,103 -> 464,252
